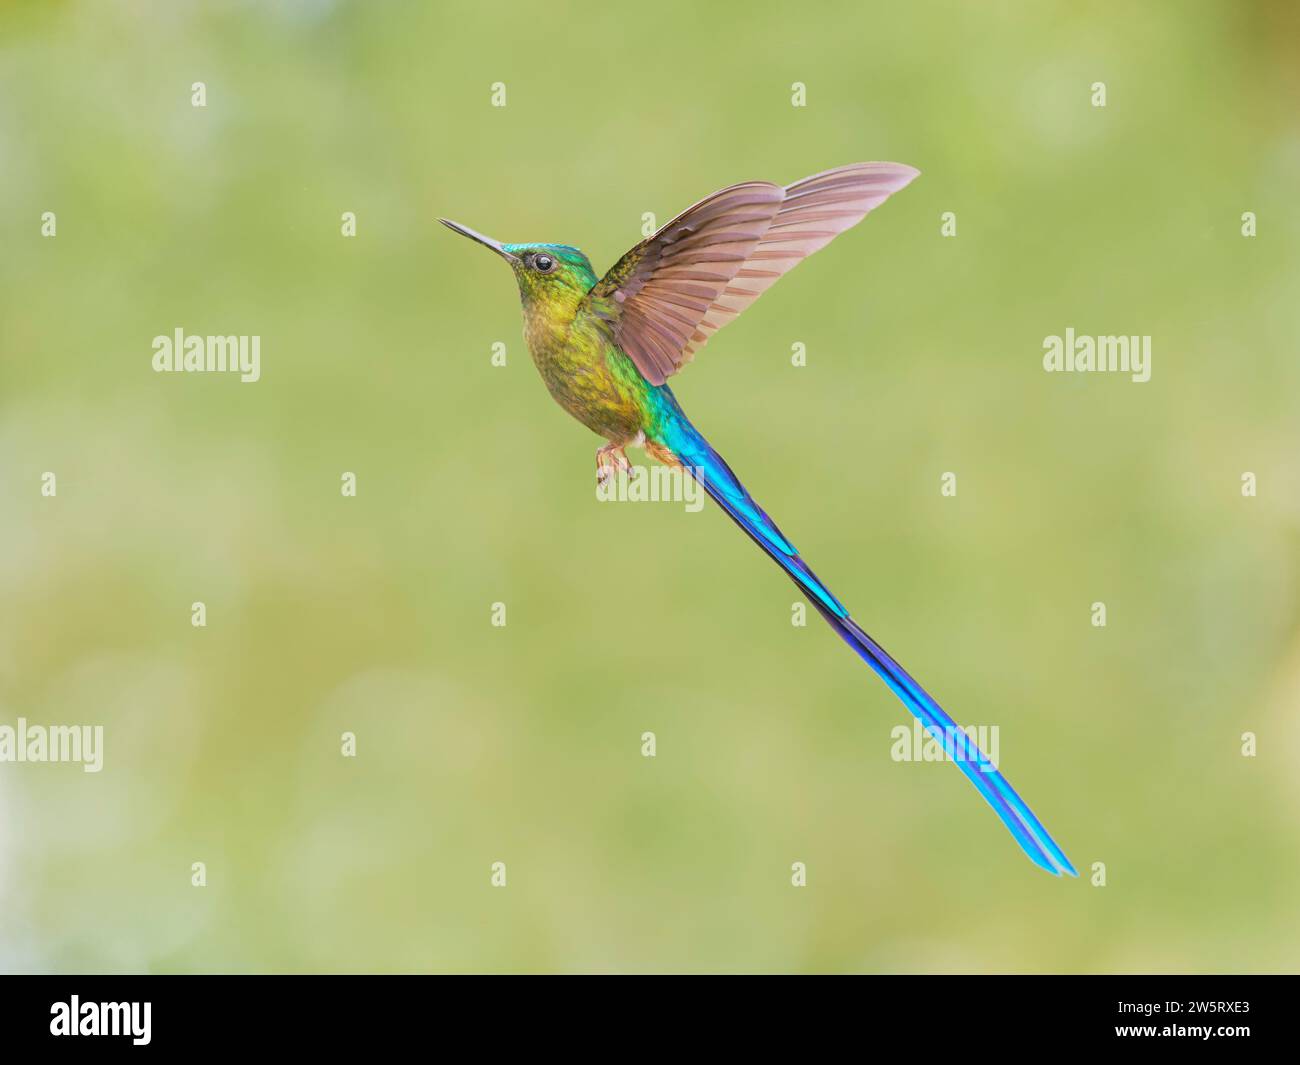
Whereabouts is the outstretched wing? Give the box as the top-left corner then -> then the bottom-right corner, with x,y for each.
584,162 -> 920,386
584,181 -> 785,385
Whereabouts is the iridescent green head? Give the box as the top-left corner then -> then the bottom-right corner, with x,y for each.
439,218 -> 597,308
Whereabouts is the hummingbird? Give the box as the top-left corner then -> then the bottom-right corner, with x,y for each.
441,163 -> 1076,876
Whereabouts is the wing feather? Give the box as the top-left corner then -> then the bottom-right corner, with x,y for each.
585,163 -> 919,385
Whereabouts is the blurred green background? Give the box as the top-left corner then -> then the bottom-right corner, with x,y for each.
2,0 -> 1298,973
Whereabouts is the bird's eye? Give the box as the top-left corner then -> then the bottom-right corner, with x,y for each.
533,253 -> 556,273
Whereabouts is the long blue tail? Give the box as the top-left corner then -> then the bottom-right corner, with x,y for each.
662,414 -> 1076,877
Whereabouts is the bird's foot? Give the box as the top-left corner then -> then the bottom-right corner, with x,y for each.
596,444 -> 632,487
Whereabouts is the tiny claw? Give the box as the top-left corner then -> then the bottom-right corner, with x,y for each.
596,444 -> 630,487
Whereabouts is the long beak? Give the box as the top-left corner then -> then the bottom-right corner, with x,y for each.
438,218 -> 518,263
